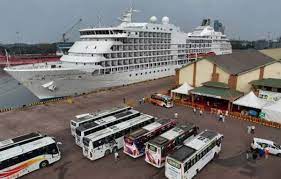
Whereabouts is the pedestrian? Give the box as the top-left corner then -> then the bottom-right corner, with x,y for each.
222,115 -> 225,122
252,150 -> 258,160
225,110 -> 229,116
123,97 -> 126,104
219,113 -> 223,122
265,148 -> 269,159
247,126 -> 251,134
114,151 -> 119,161
199,109 -> 203,116
139,99 -> 142,105
193,108 -> 197,114
142,97 -> 145,103
251,126 -> 255,134
174,112 -> 178,119
246,150 -> 250,160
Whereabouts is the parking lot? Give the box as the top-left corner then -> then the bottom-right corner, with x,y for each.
0,76 -> 280,179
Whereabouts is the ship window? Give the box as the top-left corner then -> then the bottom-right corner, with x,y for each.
78,76 -> 82,78
141,73 -> 143,75
129,74 -> 132,77
135,74 -> 138,76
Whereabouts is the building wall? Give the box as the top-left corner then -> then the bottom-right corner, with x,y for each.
237,69 -> 260,92
178,63 -> 194,85
194,60 -> 213,86
263,62 -> 281,79
216,67 -> 230,84
179,59 -> 230,87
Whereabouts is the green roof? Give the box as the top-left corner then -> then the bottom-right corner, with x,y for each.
190,86 -> 243,101
202,81 -> 229,89
249,78 -> 281,88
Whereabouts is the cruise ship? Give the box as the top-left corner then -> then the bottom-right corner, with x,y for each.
4,9 -> 232,99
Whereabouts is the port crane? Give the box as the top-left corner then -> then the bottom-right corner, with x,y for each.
62,18 -> 82,42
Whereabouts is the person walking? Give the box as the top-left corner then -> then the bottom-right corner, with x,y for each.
142,97 -> 145,103
199,109 -> 203,116
174,112 -> 178,119
247,126 -> 251,134
114,151 -> 119,162
193,108 -> 197,114
246,150 -> 250,160
265,148 -> 269,159
222,114 -> 225,122
219,113 -> 223,122
251,126 -> 255,134
123,97 -> 126,104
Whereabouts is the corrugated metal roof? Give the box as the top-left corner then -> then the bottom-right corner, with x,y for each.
260,48 -> 281,61
207,50 -> 276,75
249,78 -> 281,88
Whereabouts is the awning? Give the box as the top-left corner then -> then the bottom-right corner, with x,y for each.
171,82 -> 194,95
190,85 -> 243,101
262,99 -> 281,123
233,91 -> 269,109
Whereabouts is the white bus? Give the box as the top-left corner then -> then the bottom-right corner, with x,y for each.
145,123 -> 198,168
0,133 -> 61,179
165,130 -> 223,179
82,114 -> 155,161
124,119 -> 177,158
75,109 -> 140,147
70,106 -> 131,136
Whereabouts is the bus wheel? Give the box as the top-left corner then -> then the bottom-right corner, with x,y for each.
277,153 -> 281,157
105,150 -> 111,156
39,160 -> 49,168
196,169 -> 199,175
112,147 -> 118,153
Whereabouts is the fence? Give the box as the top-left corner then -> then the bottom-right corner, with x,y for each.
174,100 -> 281,129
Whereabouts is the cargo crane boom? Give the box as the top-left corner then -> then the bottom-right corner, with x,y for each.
62,18 -> 82,42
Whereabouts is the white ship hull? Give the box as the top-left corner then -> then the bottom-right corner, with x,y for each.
6,65 -> 180,99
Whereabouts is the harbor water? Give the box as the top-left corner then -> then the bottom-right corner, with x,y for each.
0,69 -> 39,109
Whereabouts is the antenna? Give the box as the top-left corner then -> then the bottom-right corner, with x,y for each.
97,14 -> 102,27
118,2 -> 140,23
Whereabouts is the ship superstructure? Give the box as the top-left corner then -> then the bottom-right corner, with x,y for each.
4,9 -> 232,99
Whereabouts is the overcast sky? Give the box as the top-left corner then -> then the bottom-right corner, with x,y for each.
0,0 -> 280,43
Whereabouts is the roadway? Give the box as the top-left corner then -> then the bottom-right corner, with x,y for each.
0,76 -> 280,179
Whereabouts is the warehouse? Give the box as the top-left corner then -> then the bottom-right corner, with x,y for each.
176,50 -> 281,93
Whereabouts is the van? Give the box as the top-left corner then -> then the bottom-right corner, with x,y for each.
252,138 -> 281,157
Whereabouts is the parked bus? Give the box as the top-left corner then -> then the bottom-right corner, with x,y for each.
165,130 -> 223,179
145,123 -> 198,168
82,114 -> 155,161
150,93 -> 173,108
124,119 -> 177,158
70,106 -> 131,136
75,109 -> 140,147
0,133 -> 61,179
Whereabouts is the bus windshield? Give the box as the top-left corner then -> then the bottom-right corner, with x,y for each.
148,144 -> 157,153
167,158 -> 181,169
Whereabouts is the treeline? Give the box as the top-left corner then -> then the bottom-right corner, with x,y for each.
0,43 -> 57,55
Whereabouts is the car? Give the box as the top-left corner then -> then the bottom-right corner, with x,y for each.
251,138 -> 281,157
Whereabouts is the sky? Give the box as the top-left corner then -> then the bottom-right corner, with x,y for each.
0,0 -> 280,44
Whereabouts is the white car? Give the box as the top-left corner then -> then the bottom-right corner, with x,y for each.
252,138 -> 281,157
